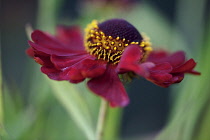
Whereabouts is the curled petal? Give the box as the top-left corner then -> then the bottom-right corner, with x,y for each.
88,66 -> 129,107
172,59 -> 200,74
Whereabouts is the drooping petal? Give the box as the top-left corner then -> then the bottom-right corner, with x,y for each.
117,45 -> 149,76
39,53 -> 107,83
87,66 -> 129,107
171,59 -> 200,74
56,26 -> 85,51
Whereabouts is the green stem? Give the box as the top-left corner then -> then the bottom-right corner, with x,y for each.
95,99 -> 109,140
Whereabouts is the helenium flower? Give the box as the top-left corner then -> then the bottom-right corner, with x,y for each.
26,19 -> 200,107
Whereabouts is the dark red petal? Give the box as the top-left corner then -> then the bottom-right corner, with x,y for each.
56,26 -> 84,51
41,66 -> 85,83
51,54 -> 107,79
149,62 -> 173,73
51,53 -> 92,69
67,68 -> 86,82
146,50 -> 168,62
41,66 -> 65,80
165,51 -> 185,67
188,70 -> 201,75
171,59 -> 197,73
87,66 -> 129,107
147,50 -> 186,68
80,59 -> 107,78
117,45 -> 148,76
171,73 -> 184,83
149,73 -> 172,82
145,62 -> 173,87
67,59 -> 107,81
30,30 -> 84,56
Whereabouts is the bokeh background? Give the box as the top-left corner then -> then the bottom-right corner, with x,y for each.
1,0 -> 210,140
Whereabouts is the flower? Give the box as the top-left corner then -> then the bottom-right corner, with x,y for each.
26,19 -> 200,107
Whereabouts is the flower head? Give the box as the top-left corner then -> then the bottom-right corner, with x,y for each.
26,19 -> 200,107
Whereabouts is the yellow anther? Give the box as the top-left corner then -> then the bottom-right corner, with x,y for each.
140,42 -> 145,47
125,44 -> 128,46
116,37 -> 120,40
105,46 -> 110,49
100,31 -> 104,35
108,36 -> 113,40
90,34 -> 95,38
111,42 -> 115,45
96,36 -> 101,40
122,38 -> 126,42
131,42 -> 135,44
97,42 -> 102,46
144,47 -> 153,51
114,47 -> 117,50
104,42 -> 109,46
118,43 -> 122,47
95,32 -> 100,35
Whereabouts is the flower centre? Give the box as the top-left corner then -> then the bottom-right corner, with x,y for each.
84,19 -> 152,64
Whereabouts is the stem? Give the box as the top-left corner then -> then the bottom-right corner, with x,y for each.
95,99 -> 109,140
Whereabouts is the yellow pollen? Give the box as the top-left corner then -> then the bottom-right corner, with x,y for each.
84,20 -> 152,64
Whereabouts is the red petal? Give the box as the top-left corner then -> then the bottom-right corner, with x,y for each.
146,50 -> 168,62
149,73 -> 172,82
51,54 -> 107,79
87,66 -> 129,107
56,26 -> 84,51
117,45 -> 148,76
147,50 -> 185,68
67,59 -> 107,81
165,51 -> 185,67
149,62 -> 173,73
188,70 -> 201,75
171,59 -> 197,73
80,59 -> 107,78
30,30 -> 84,56
51,53 -> 92,69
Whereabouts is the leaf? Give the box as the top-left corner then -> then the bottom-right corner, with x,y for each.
47,79 -> 96,140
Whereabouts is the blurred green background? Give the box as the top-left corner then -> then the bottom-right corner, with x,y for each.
1,0 -> 210,140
